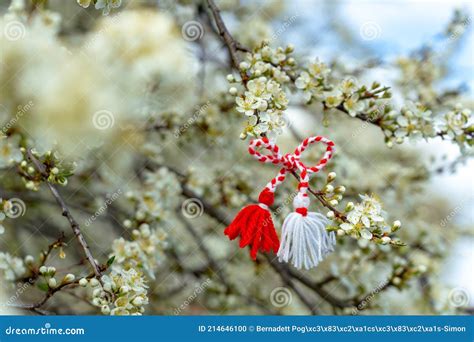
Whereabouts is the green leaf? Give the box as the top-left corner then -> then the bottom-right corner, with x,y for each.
37,282 -> 49,292
107,255 -> 115,267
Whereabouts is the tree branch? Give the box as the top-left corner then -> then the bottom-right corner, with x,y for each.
206,0 -> 248,69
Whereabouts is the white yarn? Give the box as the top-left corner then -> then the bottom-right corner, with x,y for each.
293,193 -> 310,210
277,212 -> 336,270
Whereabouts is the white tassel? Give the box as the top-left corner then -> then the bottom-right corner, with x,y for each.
277,195 -> 336,270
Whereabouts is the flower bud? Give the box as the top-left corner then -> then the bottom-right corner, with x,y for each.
93,288 -> 102,298
24,255 -> 34,265
345,202 -> 355,212
79,278 -> 88,287
239,62 -> 249,70
229,87 -> 237,95
326,211 -> 335,219
335,186 -> 346,194
25,181 -> 36,190
327,172 -> 336,182
48,278 -> 57,288
47,267 -> 56,275
329,199 -> 338,206
89,278 -> 100,287
135,210 -> 146,221
324,185 -> 334,193
381,236 -> 391,244
101,305 -> 111,315
392,277 -> 401,285
39,266 -> 48,274
63,274 -> 75,283
51,167 -> 59,175
139,223 -> 150,237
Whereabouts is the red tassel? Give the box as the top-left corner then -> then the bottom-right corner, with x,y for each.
224,189 -> 279,260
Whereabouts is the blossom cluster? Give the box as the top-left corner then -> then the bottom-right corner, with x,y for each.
229,43 -> 295,138
38,265 -> 77,290
0,252 -> 27,281
322,173 -> 404,247
89,268 -> 148,315
330,193 -> 404,246
378,102 -> 473,149
294,55 -> 472,150
295,60 -> 391,120
379,102 -> 435,145
77,0 -> 122,15
111,223 -> 168,279
86,169 -> 174,314
126,168 -> 181,222
396,56 -> 442,106
437,104 -> 473,148
388,257 -> 427,289
17,149 -> 75,190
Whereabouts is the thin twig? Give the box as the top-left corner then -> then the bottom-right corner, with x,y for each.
206,0 -> 244,68
26,149 -> 102,279
17,233 -> 66,284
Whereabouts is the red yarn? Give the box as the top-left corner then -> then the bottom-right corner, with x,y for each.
258,188 -> 274,206
295,207 -> 308,216
224,198 -> 279,260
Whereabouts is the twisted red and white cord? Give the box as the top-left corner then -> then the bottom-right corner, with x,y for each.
225,135 -> 337,269
248,136 -> 335,212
